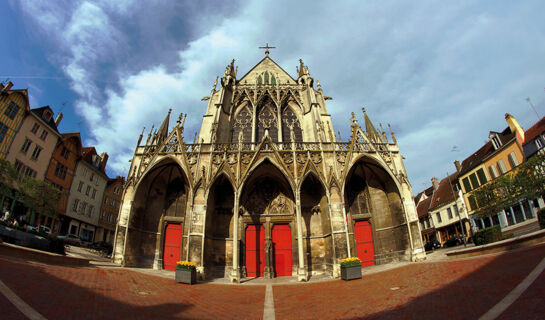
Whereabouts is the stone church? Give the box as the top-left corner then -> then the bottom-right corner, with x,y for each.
113,50 -> 425,282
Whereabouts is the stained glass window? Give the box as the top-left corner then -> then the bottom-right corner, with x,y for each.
281,107 -> 302,142
232,107 -> 252,143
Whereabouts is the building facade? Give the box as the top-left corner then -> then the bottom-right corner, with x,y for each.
458,114 -> 540,234
113,54 -> 425,282
65,147 -> 109,242
97,176 -> 124,243
0,82 -> 29,159
43,132 -> 81,234
6,106 -> 61,181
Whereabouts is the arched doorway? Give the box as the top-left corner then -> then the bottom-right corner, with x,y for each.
125,159 -> 189,269
239,160 -> 295,278
300,173 -> 333,275
345,157 -> 409,266
203,174 -> 235,278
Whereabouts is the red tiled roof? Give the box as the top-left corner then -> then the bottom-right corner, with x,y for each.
416,196 -> 432,218
429,173 -> 458,211
523,116 -> 545,146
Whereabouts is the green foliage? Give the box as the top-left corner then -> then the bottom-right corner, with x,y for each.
17,176 -> 61,218
340,257 -> 361,267
473,225 -> 502,246
471,154 -> 545,218
0,159 -> 17,198
538,208 -> 545,229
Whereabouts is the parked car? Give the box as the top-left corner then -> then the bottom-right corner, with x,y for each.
444,235 -> 464,247
424,240 -> 441,251
91,241 -> 113,254
39,225 -> 51,235
57,234 -> 82,246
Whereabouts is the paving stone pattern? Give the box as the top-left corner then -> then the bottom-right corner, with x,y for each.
1,244 -> 545,319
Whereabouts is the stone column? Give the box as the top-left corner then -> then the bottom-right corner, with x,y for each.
295,189 -> 307,281
231,191 -> 241,283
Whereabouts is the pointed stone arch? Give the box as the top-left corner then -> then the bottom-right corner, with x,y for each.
203,173 -> 236,278
299,171 -> 333,275
240,155 -> 295,194
231,101 -> 253,143
344,156 -> 409,266
125,157 -> 190,269
256,94 -> 279,142
281,103 -> 303,143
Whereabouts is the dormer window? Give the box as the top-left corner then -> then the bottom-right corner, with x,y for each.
489,132 -> 502,150
43,110 -> 52,122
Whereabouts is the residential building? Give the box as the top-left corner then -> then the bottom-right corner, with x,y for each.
457,114 -> 540,234
43,132 -> 82,234
5,106 -> 61,225
522,115 -> 545,159
428,175 -> 469,245
96,176 -> 124,244
0,82 -> 29,159
65,147 -> 109,242
416,186 -> 435,244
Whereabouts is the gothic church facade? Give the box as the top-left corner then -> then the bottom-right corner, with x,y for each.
113,53 -> 425,282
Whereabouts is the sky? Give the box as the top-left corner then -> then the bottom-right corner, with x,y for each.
1,0 -> 544,194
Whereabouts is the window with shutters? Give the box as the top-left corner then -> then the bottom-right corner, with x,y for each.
497,160 -> 507,174
508,152 -> 519,168
488,165 -> 499,179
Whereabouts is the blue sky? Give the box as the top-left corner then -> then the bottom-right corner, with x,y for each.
2,1 -> 545,193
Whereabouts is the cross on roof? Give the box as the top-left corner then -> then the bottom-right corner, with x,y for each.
259,43 -> 276,56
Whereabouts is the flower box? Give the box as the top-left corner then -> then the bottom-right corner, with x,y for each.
175,261 -> 197,285
340,257 -> 362,281
175,268 -> 196,284
341,265 -> 362,281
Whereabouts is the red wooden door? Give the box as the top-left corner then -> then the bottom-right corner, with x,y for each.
163,223 -> 182,271
245,225 -> 265,277
272,224 -> 292,276
354,220 -> 375,267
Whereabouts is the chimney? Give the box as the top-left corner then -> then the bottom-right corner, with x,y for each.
454,160 -> 461,172
99,152 -> 109,172
505,113 -> 525,144
4,81 -> 13,91
431,177 -> 439,191
0,81 -> 13,94
54,112 -> 63,126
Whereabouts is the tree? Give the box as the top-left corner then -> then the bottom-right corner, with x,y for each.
471,153 -> 545,218
0,159 -> 17,200
17,176 -> 61,219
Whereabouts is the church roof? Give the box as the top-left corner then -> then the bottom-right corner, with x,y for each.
238,55 -> 297,84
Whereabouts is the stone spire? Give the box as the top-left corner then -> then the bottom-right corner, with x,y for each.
362,107 -> 381,142
156,108 -> 172,144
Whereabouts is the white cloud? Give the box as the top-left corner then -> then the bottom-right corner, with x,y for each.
17,0 -> 545,193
